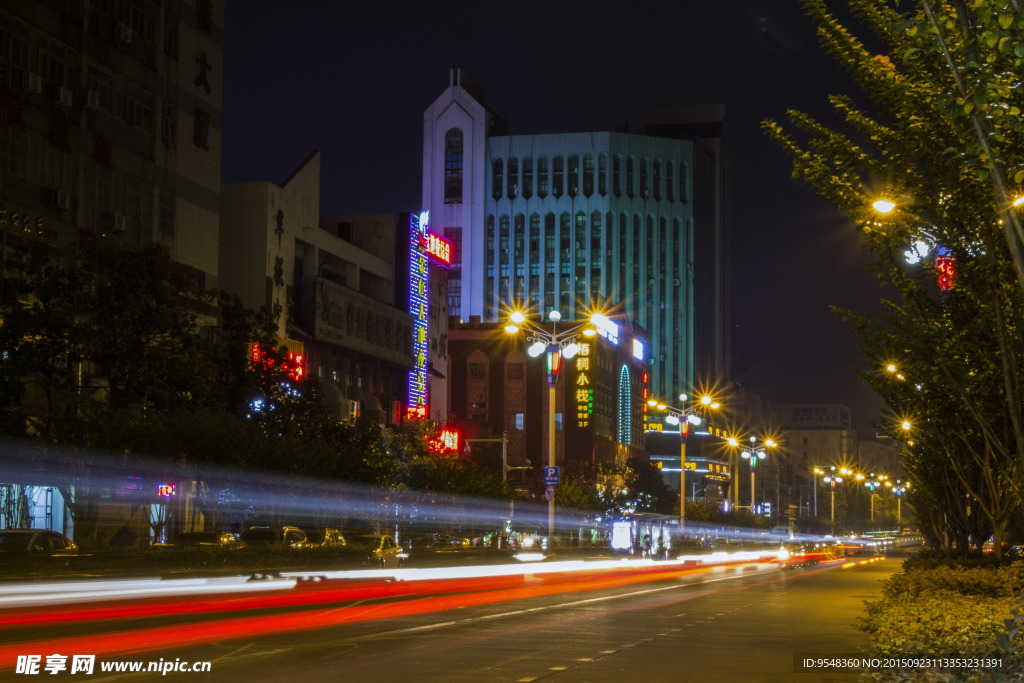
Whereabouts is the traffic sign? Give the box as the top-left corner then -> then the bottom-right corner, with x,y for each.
543,466 -> 560,486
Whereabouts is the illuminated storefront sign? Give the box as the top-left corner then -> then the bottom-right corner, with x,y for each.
250,342 -> 305,383
632,338 -> 645,361
427,427 -> 462,455
424,231 -> 453,267
575,342 -> 593,428
590,313 -> 619,345
407,211 -> 430,419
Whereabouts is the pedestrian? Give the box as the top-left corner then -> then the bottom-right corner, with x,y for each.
641,534 -> 652,557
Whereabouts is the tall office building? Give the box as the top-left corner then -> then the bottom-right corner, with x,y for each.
422,69 -> 727,402
0,0 -> 222,289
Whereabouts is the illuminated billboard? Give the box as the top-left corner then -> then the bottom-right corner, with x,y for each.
407,211 -> 430,419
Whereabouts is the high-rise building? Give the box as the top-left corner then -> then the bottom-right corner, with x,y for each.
422,69 -> 728,403
0,0 -> 223,290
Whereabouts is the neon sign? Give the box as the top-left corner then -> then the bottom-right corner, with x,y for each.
250,343 -> 305,383
423,232 -> 453,267
575,343 -> 593,427
427,427 -> 462,455
156,483 -> 176,497
407,211 -> 430,419
935,254 -> 956,291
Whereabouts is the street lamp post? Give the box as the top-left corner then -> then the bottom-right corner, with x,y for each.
863,472 -> 883,523
820,467 -> 844,525
506,310 -> 599,546
892,480 -> 908,527
647,394 -> 718,534
737,436 -> 776,513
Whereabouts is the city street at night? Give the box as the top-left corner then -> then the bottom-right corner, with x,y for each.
0,551 -> 899,682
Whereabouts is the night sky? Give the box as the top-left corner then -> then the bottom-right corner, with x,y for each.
221,0 -> 889,436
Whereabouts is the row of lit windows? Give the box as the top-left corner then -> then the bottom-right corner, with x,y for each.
490,152 -> 689,203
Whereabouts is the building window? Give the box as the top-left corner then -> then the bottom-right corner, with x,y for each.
680,161 -> 689,203
640,157 -> 649,199
507,363 -> 524,380
666,161 -> 675,202
469,362 -> 487,380
444,128 -> 463,204
626,156 -> 635,198
492,159 -> 504,200
567,154 -> 579,198
537,156 -> 549,198
583,153 -> 594,197
653,159 -> 662,200
598,153 -> 607,196
508,156 -> 518,199
552,155 -> 564,198
613,154 -> 622,196
514,413 -> 525,430
522,157 -> 533,199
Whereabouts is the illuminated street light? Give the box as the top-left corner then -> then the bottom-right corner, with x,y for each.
646,394 -> 719,532
820,466 -> 844,526
738,436 -> 775,513
505,309 -> 603,544
873,198 -> 896,214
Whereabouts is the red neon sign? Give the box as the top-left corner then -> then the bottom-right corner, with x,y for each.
935,255 -> 956,291
423,232 -> 453,267
427,427 -> 462,455
250,343 -> 305,383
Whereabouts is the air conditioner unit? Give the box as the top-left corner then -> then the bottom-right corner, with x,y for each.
115,23 -> 132,44
113,213 -> 127,233
52,190 -> 71,211
58,86 -> 73,109
23,72 -> 43,94
85,90 -> 100,110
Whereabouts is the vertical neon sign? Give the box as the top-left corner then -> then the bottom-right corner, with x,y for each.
407,211 -> 430,419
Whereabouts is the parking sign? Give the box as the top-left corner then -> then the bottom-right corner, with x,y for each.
543,466 -> 559,486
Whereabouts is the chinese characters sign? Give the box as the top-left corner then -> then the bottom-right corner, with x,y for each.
575,343 -> 593,427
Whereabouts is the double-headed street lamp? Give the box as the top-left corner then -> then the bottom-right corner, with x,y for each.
861,472 -> 886,523
646,394 -> 718,533
815,466 -> 849,525
891,480 -> 909,527
728,436 -> 776,512
505,309 -> 602,544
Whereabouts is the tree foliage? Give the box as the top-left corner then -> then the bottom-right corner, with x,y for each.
765,0 -> 1024,554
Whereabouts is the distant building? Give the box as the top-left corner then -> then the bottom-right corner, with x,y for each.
0,0 -> 223,291
422,68 -> 728,405
447,316 -> 650,473
221,152 -> 413,424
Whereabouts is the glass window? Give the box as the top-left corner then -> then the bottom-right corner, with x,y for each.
680,161 -> 689,203
666,161 -> 675,202
552,155 -> 564,198
444,128 -> 463,204
613,154 -> 622,196
640,157 -> 649,199
508,157 -> 518,199
492,159 -> 503,200
598,153 -> 608,196
626,156 -> 635,198
653,159 -> 661,201
522,157 -> 533,199
567,154 -> 579,198
583,153 -> 594,197
538,156 -> 549,198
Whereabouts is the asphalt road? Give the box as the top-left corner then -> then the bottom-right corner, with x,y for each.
78,554 -> 902,683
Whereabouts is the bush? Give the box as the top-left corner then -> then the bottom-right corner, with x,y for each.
880,564 -> 1024,600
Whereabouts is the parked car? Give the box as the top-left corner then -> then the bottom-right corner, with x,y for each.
239,526 -> 310,549
153,531 -> 246,550
347,534 -> 408,568
302,528 -> 347,548
0,529 -> 78,560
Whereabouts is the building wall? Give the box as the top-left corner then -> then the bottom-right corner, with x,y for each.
0,0 -> 223,287
221,155 -> 413,424
422,70 -> 726,407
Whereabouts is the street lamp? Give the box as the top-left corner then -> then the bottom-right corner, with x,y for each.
863,472 -> 882,523
891,480 -> 909,527
506,309 -> 601,545
646,393 -> 719,533
738,436 -> 776,513
819,466 -> 844,526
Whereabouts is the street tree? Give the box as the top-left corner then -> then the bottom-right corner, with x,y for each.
764,0 -> 1024,554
